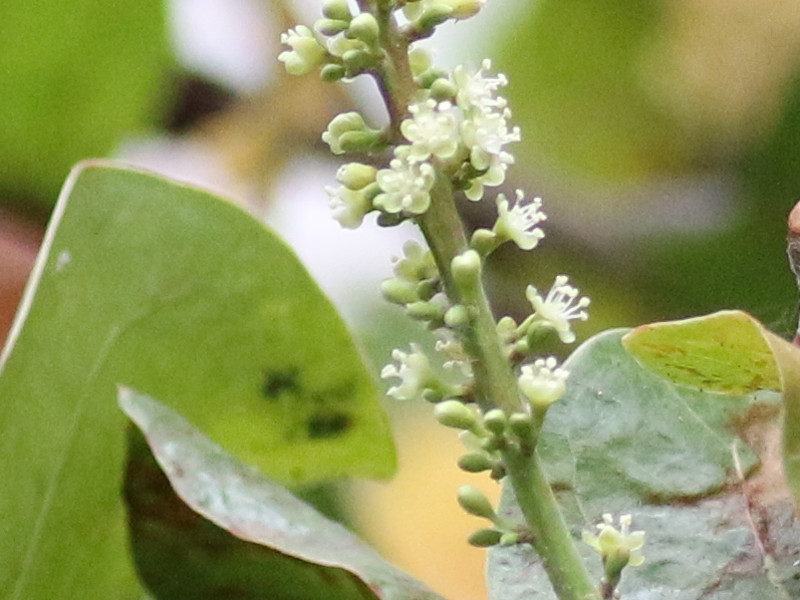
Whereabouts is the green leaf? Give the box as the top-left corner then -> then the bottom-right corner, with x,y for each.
622,309 -> 800,506
121,387 -> 445,600
0,1 -> 169,206
0,162 -> 395,598
489,330 -> 800,599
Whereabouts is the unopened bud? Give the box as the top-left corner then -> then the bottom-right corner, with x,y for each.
430,78 -> 457,101
457,484 -> 496,520
337,163 -> 377,190
381,278 -> 419,305
483,409 -> 506,436
347,13 -> 380,46
451,249 -> 482,296
315,18 -> 350,36
320,63 -> 347,82
458,453 -> 493,473
444,304 -> 470,327
434,400 -> 477,430
322,0 -> 352,21
468,528 -> 503,547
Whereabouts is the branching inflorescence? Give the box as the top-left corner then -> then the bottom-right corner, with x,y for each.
279,2 -> 642,598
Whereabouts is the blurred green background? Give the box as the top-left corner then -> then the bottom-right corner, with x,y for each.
3,1 -> 800,599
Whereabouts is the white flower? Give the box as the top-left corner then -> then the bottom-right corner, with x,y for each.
526,275 -> 590,343
381,344 -> 433,401
278,26 -> 326,76
460,109 -> 519,200
453,59 -> 508,113
326,185 -> 371,229
494,190 -> 546,250
582,514 -> 645,568
518,357 -> 568,407
374,154 -> 436,214
401,99 -> 462,162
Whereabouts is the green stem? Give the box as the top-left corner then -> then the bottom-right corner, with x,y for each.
371,12 -> 601,600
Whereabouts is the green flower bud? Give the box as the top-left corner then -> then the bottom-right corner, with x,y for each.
444,304 -> 470,328
430,77 -> 457,101
408,46 -> 432,77
381,278 -> 419,305
320,63 -> 347,82
322,112 -> 369,154
457,452 -> 493,473
406,300 -> 444,321
418,4 -> 454,30
508,412 -> 533,439
468,528 -> 503,547
337,162 -> 377,190
347,13 -> 380,46
457,484 -> 496,520
483,408 -> 506,436
451,249 -> 482,297
470,228 -> 499,256
322,0 -> 352,21
342,48 -> 374,74
434,400 -> 477,430
315,18 -> 350,36
415,279 -> 438,301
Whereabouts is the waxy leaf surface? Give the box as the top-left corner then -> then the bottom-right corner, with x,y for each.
121,388 -> 445,600
623,309 -> 800,506
0,162 -> 395,599
489,330 -> 800,600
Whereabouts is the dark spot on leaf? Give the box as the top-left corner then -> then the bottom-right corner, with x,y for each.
262,367 -> 301,399
307,412 -> 352,439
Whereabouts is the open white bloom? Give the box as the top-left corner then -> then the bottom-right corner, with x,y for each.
453,59 -> 508,113
435,329 -> 473,380
381,344 -> 434,401
374,154 -> 436,214
518,357 -> 568,408
582,514 -> 645,568
278,26 -> 326,76
325,185 -> 371,229
401,99 -> 461,162
460,109 -> 519,200
526,275 -> 590,343
494,190 -> 546,250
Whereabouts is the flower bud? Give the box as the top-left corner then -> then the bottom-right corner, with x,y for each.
444,304 -> 470,327
278,26 -> 326,76
430,77 -> 457,101
347,13 -> 380,46
337,162 -> 377,190
406,299 -> 445,322
458,452 -> 493,473
483,408 -> 506,436
457,484 -> 496,520
381,278 -> 419,305
322,112 -> 369,154
507,412 -> 533,439
470,228 -> 498,256
322,0 -> 352,21
417,4 -> 454,30
314,18 -> 350,36
451,249 -> 482,297
408,46 -> 432,77
434,400 -> 477,430
320,63 -> 347,82
468,528 -> 503,547
342,48 -> 374,74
